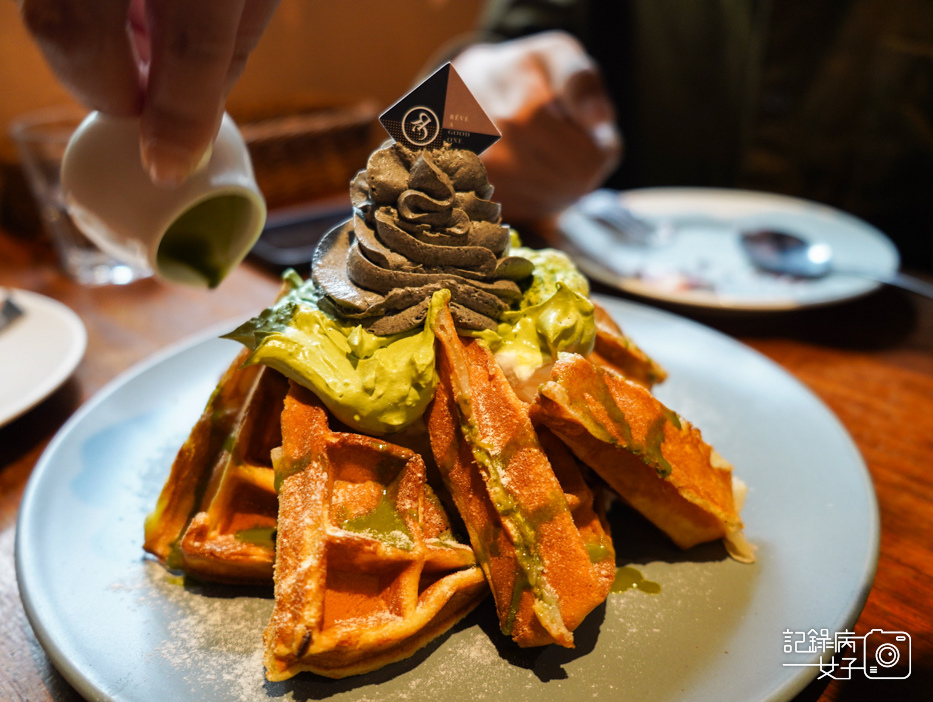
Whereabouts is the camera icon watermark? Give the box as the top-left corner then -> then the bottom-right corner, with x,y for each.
863,630 -> 911,679
782,628 -> 911,680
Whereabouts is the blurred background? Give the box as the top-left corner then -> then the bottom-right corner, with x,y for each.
0,0 -> 484,231
2,0 -> 930,273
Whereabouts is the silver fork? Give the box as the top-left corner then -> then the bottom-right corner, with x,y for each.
0,288 -> 25,334
577,189 -> 677,246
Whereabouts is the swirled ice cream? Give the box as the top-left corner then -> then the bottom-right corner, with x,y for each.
226,72 -> 596,435
312,142 -> 534,335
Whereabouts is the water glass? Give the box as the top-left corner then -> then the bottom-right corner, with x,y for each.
9,107 -> 150,286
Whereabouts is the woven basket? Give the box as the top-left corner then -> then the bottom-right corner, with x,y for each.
233,97 -> 380,209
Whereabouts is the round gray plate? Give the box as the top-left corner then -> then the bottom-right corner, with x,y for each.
16,296 -> 878,702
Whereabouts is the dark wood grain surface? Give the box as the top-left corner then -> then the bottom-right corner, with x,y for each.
1,227 -> 930,701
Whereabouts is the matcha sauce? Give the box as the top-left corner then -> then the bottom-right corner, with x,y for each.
234,526 -> 276,550
157,195 -> 253,288
340,487 -> 414,551
560,372 -> 674,479
452,393 -> 566,636
585,538 -> 613,564
611,566 -> 661,595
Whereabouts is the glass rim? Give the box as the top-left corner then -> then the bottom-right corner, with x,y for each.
8,104 -> 90,143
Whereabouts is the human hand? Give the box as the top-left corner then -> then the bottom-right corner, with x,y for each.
19,0 -> 279,187
453,31 -> 622,225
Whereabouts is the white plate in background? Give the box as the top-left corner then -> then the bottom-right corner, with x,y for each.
558,188 -> 899,310
0,289 -> 86,427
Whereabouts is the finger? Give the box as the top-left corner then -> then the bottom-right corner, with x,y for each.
455,42 -> 556,125
128,0 -> 150,65
509,111 -> 618,192
484,117 -> 619,223
20,0 -> 141,115
524,31 -> 596,95
141,0 -> 246,187
221,0 -> 281,96
525,31 -> 618,134
562,69 -> 618,134
501,41 -> 621,174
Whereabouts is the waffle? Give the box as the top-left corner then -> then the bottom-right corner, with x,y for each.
588,301 -> 667,388
263,382 -> 488,680
144,352 -> 289,584
529,352 -> 754,562
428,297 -> 616,648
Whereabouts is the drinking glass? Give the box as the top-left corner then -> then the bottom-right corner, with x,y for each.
9,106 -> 150,286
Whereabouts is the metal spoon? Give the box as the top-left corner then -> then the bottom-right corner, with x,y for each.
740,229 -> 933,300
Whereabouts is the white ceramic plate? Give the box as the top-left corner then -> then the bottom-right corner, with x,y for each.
0,289 -> 86,427
558,188 -> 900,310
16,298 -> 878,702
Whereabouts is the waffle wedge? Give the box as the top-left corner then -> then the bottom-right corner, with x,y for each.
264,383 -> 487,680
428,297 -> 615,648
588,301 -> 667,388
144,353 -> 289,584
529,352 -> 754,562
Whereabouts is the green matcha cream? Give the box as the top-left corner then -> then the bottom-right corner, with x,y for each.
225,245 -> 595,435
470,245 -> 595,380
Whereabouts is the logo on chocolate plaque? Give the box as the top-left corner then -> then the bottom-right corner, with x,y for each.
402,107 -> 439,146
380,63 -> 500,154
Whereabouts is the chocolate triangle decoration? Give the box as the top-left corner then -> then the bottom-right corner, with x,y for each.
380,63 -> 500,154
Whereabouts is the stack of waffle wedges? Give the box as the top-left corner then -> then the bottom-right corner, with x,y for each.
144,343 -> 487,679
144,296 -> 752,681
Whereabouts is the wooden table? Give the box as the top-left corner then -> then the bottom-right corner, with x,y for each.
1,227 -> 930,701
